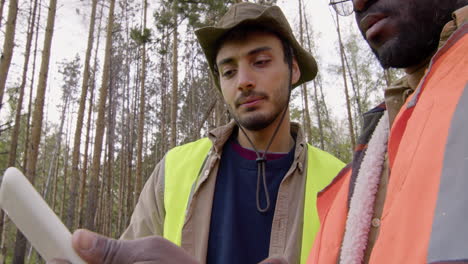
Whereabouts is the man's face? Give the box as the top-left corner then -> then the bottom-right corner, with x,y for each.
354,0 -> 454,68
216,32 -> 300,131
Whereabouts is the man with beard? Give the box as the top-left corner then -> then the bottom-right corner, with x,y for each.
48,3 -> 344,264
308,0 -> 468,263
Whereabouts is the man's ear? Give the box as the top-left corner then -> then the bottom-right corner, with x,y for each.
290,58 -> 301,85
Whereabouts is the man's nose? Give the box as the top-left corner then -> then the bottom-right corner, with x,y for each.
237,65 -> 255,91
353,0 -> 368,12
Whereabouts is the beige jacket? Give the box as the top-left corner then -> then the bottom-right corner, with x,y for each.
121,121 -> 311,264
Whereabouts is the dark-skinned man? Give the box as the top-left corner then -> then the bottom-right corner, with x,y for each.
308,0 -> 468,263
49,3 -> 344,264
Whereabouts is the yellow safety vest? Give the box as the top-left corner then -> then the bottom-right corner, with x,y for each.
163,137 -> 344,264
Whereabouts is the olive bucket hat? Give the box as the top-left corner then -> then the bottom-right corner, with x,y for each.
195,2 -> 318,90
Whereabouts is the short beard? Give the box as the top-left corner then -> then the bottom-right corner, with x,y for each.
374,32 -> 439,69
235,107 -> 285,131
230,89 -> 289,131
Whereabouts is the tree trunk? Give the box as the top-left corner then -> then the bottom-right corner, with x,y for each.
158,31 -> 170,161
21,0 -> 43,172
343,49 -> 363,130
78,0 -> 103,228
105,75 -> 116,237
0,0 -> 18,111
126,90 -> 137,220
66,0 -> 98,230
193,100 -> 216,141
117,0 -> 130,232
7,0 -> 37,169
78,75 -> 95,228
0,0 -> 6,28
170,1 -> 179,148
52,151 -> 61,209
1,0 -> 38,257
42,91 -> 69,208
13,3 -> 43,260
85,0 -> 115,231
96,139 -> 107,233
117,146 -> 126,233
335,13 -> 356,149
117,74 -> 128,234
311,80 -> 324,149
302,9 -> 326,150
13,0 -> 57,261
298,0 -> 312,143
135,0 -> 148,203
60,132 -> 71,218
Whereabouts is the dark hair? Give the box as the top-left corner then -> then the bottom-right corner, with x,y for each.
212,24 -> 294,77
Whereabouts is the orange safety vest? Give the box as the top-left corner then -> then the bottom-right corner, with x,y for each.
308,24 -> 468,264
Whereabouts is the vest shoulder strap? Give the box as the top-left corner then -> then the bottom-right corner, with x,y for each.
163,137 -> 212,245
301,144 -> 345,264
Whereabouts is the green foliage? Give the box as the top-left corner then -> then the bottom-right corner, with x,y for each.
4,85 -> 20,121
0,131 -> 10,173
153,0 -> 238,32
130,27 -> 152,45
252,0 -> 277,5
57,55 -> 81,104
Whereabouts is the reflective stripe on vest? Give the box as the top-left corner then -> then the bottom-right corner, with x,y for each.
164,138 -> 344,264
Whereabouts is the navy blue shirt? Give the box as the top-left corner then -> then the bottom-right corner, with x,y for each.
207,137 -> 295,264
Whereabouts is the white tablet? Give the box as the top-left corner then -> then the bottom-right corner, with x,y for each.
0,167 -> 85,263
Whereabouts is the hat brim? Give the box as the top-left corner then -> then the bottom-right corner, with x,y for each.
195,5 -> 317,90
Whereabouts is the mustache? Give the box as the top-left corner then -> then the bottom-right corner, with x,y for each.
234,91 -> 268,108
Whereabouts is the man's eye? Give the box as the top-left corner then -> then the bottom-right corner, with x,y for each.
222,69 -> 236,78
255,59 -> 270,66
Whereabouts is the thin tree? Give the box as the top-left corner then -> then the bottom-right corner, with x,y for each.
13,0 -> 58,261
298,0 -> 313,143
0,0 -> 38,257
334,12 -> 356,149
302,9 -> 326,150
342,45 -> 364,130
60,119 -> 73,218
79,0 -> 104,228
126,86 -> 137,221
96,136 -> 108,233
170,0 -> 179,148
66,0 -> 99,230
14,4 -> 44,260
22,0 -> 43,173
52,147 -> 61,210
135,0 -> 148,203
0,0 -> 6,28
117,0 -> 130,231
78,68 -> 96,227
0,0 -> 18,111
85,0 -> 116,231
158,30 -> 170,161
104,70 -> 116,236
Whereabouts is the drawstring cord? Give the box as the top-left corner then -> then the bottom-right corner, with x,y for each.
256,157 -> 269,213
232,59 -> 293,213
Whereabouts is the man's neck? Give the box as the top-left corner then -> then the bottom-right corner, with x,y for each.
237,114 -> 294,153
